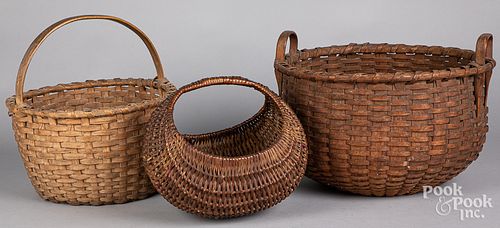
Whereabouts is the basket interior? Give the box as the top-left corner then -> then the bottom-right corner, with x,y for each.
295,47 -> 473,75
24,79 -> 162,112
184,98 -> 283,158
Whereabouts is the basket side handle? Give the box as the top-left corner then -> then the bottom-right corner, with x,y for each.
474,33 -> 493,116
15,15 -> 166,105
167,76 -> 281,116
274,31 -> 298,95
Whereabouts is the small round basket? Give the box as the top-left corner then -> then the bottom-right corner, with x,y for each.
5,15 -> 176,205
274,31 -> 496,196
142,76 -> 308,219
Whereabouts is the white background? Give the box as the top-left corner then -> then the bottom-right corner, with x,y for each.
0,0 -> 499,227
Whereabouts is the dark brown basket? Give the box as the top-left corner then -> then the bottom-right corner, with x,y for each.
274,31 -> 495,196
5,15 -> 176,205
142,76 -> 308,218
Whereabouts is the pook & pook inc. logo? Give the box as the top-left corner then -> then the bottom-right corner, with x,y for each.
423,183 -> 493,221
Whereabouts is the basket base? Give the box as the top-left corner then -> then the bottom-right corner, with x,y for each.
35,189 -> 157,206
306,168 -> 466,197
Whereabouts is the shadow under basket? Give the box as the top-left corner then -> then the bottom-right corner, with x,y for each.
274,31 -> 496,196
5,15 -> 176,205
142,76 -> 308,219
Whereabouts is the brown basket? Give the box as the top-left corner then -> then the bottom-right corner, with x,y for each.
5,15 -> 176,205
274,31 -> 495,196
142,76 -> 308,218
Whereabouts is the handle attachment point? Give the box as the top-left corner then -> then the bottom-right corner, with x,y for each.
474,33 -> 493,117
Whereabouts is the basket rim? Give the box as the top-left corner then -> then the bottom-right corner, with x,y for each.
162,101 -> 299,175
5,77 -> 176,119
275,43 -> 496,83
172,97 -> 291,163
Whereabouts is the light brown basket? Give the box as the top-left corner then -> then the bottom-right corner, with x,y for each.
5,15 -> 176,205
274,31 -> 495,196
142,76 -> 308,219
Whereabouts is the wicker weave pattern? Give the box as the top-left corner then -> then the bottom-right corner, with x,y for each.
274,31 -> 495,196
143,77 -> 308,218
5,15 -> 176,205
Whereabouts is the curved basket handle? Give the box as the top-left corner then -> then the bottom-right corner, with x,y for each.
167,76 -> 280,114
474,33 -> 493,116
274,31 -> 298,95
15,15 -> 165,105
275,31 -> 298,62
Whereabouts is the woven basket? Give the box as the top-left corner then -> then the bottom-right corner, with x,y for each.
5,15 -> 176,205
274,31 -> 495,196
142,76 -> 308,218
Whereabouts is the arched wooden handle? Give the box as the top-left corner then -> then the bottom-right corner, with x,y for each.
15,15 -> 165,105
274,31 -> 298,95
474,33 -> 493,116
167,76 -> 280,113
275,31 -> 298,62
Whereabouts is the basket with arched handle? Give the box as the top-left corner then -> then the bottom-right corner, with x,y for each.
5,15 -> 176,205
142,76 -> 308,218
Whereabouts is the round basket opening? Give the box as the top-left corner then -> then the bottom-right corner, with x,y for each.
173,85 -> 283,158
294,44 -> 473,75
23,79 -> 163,113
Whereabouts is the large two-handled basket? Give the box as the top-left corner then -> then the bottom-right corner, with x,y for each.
142,76 -> 308,218
274,31 -> 495,196
5,15 -> 176,205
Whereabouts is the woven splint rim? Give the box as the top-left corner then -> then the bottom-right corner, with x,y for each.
6,78 -> 168,118
275,43 -> 496,83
